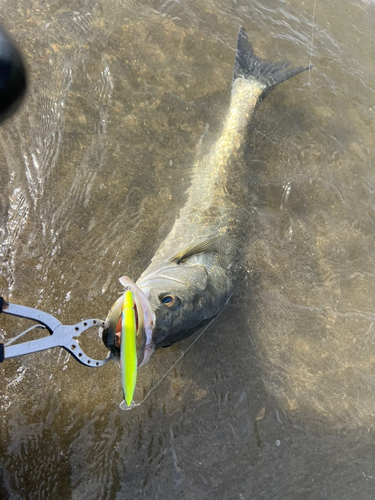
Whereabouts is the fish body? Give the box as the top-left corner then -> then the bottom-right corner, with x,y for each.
102,28 -> 308,367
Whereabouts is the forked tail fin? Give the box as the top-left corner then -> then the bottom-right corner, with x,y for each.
233,27 -> 310,97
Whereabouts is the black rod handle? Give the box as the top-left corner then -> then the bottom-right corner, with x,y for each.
0,26 -> 27,124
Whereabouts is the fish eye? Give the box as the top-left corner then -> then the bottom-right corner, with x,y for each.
161,295 -> 173,304
160,294 -> 181,310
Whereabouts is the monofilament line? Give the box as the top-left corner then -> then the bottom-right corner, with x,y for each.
120,307 -> 228,410
136,317 -> 216,407
308,0 -> 317,84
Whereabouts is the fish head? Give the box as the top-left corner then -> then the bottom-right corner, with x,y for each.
137,262 -> 217,353
101,263 -> 218,367
101,238 -> 226,368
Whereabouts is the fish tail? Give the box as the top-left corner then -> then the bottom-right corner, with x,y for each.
233,27 -> 310,97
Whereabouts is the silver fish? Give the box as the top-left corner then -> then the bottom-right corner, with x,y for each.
101,28 -> 308,367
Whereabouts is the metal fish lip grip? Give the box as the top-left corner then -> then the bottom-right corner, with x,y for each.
0,297 -> 109,367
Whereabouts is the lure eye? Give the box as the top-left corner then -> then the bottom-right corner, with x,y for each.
115,333 -> 121,348
160,294 -> 181,310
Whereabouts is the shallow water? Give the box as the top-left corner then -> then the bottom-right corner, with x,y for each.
1,0 -> 375,498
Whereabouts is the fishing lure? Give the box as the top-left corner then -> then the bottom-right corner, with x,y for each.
120,290 -> 138,407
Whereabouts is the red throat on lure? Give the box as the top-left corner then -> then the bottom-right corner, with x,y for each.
115,303 -> 139,348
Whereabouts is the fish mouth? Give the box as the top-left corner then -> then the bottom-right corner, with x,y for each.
101,277 -> 155,367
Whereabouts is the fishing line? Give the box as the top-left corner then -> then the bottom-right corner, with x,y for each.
120,301 -> 230,410
308,0 -> 317,84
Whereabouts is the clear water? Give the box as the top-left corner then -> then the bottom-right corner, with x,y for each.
1,0 -> 375,498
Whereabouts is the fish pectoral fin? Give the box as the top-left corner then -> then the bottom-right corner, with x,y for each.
171,236 -> 223,264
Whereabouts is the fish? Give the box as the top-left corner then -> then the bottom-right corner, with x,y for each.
101,27 -> 308,368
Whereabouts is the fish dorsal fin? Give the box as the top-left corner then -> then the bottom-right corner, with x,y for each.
172,236 -> 222,264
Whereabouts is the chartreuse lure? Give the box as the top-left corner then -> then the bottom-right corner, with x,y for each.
121,290 -> 137,406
